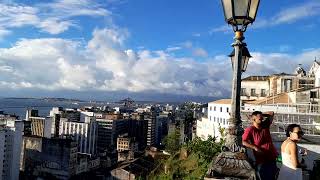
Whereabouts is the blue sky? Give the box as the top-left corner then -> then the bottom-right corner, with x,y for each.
0,0 -> 319,101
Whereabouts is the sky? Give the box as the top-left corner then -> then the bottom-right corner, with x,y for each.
0,0 -> 319,102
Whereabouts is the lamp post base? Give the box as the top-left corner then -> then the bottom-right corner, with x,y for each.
205,151 -> 256,180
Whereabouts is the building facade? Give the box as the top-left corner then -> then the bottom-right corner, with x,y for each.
29,116 -> 52,138
241,64 -> 315,101
146,111 -> 156,147
59,114 -> 97,155
96,114 -> 128,152
23,137 -> 78,180
197,99 -> 231,140
128,113 -> 148,151
0,119 -> 24,180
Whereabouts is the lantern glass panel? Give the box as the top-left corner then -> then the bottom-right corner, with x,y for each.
233,0 -> 249,17
249,0 -> 259,20
242,56 -> 250,72
230,56 -> 235,70
221,0 -> 233,21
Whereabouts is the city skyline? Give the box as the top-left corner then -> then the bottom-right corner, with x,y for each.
0,0 -> 319,101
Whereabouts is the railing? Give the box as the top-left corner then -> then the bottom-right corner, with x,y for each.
240,103 -> 320,136
242,103 -> 320,115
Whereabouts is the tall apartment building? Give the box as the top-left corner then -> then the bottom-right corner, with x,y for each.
29,116 -> 52,138
96,114 -> 128,152
155,114 -> 169,146
59,113 -> 97,155
146,110 -> 156,147
61,108 -> 81,122
0,118 -> 24,180
128,113 -> 148,150
49,107 -> 63,137
25,109 -> 39,120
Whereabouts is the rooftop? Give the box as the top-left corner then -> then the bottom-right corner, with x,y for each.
245,93 -> 292,105
242,76 -> 269,81
209,99 -> 231,105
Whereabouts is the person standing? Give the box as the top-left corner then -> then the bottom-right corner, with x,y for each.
277,124 -> 305,180
242,111 -> 279,180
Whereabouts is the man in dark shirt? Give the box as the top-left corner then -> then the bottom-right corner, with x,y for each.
242,111 -> 278,180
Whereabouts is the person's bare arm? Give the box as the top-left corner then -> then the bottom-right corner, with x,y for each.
263,111 -> 274,125
242,140 -> 261,152
289,142 -> 299,168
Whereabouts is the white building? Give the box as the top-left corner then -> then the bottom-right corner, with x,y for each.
197,99 -> 231,140
59,112 -> 97,155
0,119 -> 23,180
309,60 -> 320,87
241,76 -> 269,101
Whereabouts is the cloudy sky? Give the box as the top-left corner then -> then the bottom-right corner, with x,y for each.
0,0 -> 319,102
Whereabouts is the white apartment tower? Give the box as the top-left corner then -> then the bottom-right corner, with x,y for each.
59,113 -> 97,155
0,119 -> 24,180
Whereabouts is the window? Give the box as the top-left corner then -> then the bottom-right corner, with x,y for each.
251,89 -> 256,96
261,89 -> 266,97
311,91 -> 317,98
220,107 -> 222,112
226,107 -> 229,112
214,106 -> 216,111
241,88 -> 246,96
210,116 -> 211,121
210,106 -> 212,111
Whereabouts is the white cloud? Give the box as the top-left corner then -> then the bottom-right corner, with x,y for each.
210,25 -> 230,34
0,27 -> 232,97
38,18 -> 75,34
192,33 -> 201,37
166,46 -> 182,52
0,29 -> 11,39
0,1 -> 110,36
0,27 -> 319,98
192,48 -> 208,57
57,58 -> 96,90
272,1 -> 320,25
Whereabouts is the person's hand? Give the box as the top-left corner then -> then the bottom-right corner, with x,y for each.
263,111 -> 274,116
253,146 -> 262,153
301,149 -> 308,156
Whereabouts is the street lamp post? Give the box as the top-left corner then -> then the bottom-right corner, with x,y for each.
206,0 -> 260,179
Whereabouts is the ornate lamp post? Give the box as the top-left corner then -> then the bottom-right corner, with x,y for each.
206,0 -> 260,179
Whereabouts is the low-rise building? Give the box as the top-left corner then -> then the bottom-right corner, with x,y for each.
197,99 -> 231,140
117,134 -> 138,162
111,156 -> 157,180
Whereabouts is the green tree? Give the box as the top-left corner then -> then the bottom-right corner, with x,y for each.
163,130 -> 181,154
185,136 -> 222,162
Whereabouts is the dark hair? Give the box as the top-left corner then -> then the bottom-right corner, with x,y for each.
251,111 -> 262,116
286,124 -> 301,137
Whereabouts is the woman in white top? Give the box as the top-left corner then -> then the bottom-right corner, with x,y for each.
277,124 -> 305,180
